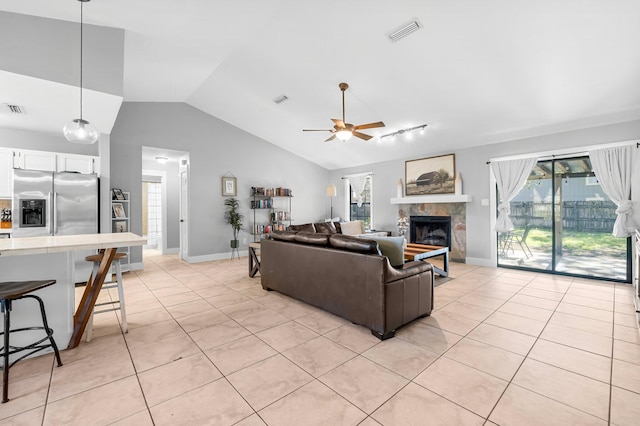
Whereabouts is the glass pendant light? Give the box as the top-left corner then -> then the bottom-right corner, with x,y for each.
64,0 -> 99,144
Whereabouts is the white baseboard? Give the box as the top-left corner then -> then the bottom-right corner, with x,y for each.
465,257 -> 495,267
187,250 -> 248,264
164,247 -> 180,255
130,261 -> 145,271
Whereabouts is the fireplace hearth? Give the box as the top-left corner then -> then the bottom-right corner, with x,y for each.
410,216 -> 451,250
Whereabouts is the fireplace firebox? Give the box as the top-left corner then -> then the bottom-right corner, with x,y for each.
410,216 -> 451,250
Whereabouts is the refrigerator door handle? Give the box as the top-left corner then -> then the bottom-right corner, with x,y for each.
52,192 -> 57,235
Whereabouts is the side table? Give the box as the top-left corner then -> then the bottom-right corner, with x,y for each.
248,242 -> 261,277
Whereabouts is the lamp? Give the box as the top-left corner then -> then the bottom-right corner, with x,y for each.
326,184 -> 337,218
335,129 -> 353,141
155,157 -> 168,164
63,0 -> 99,145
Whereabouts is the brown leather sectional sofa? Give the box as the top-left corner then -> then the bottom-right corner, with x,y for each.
260,231 -> 434,340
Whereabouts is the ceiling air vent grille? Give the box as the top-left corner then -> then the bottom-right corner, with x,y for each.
273,95 -> 289,104
387,19 -> 422,43
3,104 -> 26,114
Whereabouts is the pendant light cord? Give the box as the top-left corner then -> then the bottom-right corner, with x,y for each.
79,0 -> 84,121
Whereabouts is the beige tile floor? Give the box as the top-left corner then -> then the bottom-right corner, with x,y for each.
2,250 -> 640,425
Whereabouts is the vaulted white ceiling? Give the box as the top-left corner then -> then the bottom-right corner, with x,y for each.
2,0 -> 640,169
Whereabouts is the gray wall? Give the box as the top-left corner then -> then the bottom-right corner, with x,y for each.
111,102 -> 329,263
331,119 -> 640,265
0,11 -> 124,96
0,127 -> 99,156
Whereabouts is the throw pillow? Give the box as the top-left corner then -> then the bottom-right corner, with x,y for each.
358,235 -> 406,267
314,222 -> 337,234
339,220 -> 364,235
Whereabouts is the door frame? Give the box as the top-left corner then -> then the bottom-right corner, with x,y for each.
179,158 -> 189,261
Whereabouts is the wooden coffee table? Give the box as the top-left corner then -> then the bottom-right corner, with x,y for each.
404,243 -> 449,277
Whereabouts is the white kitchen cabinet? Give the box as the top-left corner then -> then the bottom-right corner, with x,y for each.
0,148 -> 14,197
57,153 -> 99,174
14,149 -> 56,172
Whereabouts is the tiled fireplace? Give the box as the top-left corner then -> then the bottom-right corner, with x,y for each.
399,203 -> 466,262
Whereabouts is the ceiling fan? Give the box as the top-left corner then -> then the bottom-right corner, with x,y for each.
303,82 -> 385,142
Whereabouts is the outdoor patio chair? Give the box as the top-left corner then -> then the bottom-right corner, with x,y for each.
511,224 -> 533,259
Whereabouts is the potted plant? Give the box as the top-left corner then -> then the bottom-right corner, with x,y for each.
224,197 -> 243,249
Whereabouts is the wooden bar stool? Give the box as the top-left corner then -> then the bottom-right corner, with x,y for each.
1,279 -> 63,403
84,252 -> 128,342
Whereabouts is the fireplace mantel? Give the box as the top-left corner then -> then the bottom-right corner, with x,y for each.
390,195 -> 472,204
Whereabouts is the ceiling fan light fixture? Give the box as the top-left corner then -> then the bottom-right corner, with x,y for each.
336,129 -> 353,141
64,0 -> 99,145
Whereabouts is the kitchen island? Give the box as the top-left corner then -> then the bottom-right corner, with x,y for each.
0,232 -> 146,351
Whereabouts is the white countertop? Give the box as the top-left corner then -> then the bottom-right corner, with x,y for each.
0,232 -> 146,256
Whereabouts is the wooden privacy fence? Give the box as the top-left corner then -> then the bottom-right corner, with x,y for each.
510,201 -> 617,232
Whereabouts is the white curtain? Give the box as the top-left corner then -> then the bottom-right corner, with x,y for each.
589,145 -> 637,237
348,175 -> 369,207
491,157 -> 537,232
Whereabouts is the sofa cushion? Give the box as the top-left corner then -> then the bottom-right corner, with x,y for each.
270,230 -> 298,242
314,222 -> 337,235
358,235 -> 406,267
294,232 -> 330,246
339,220 -> 365,235
329,234 -> 379,254
289,223 -> 315,233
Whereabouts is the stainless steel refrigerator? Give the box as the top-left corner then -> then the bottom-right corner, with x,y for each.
13,169 -> 99,283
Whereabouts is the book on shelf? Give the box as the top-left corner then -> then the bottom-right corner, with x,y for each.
251,199 -> 272,209
270,211 -> 290,221
251,187 -> 266,196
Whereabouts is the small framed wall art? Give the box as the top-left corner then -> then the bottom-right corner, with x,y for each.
112,203 -> 126,218
405,153 -> 456,196
222,176 -> 237,197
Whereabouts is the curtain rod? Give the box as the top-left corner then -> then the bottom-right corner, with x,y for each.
341,173 -> 373,179
486,140 -> 639,164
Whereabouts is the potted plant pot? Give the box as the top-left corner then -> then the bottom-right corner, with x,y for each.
230,239 -> 239,248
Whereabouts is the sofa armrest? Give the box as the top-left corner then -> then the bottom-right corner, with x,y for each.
383,260 -> 432,283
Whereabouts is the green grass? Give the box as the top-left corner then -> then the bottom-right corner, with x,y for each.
518,227 -> 627,257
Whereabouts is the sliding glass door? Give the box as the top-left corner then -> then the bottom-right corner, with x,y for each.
497,156 -> 630,282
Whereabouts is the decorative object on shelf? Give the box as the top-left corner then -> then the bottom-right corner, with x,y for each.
112,203 -> 126,218
326,184 -> 336,219
303,82 -> 385,142
397,216 -> 409,236
222,176 -> 237,197
405,154 -> 456,196
396,178 -> 403,198
112,188 -> 125,200
454,172 -> 463,195
380,124 -> 427,141
224,197 -> 243,258
113,221 -> 127,233
63,0 -> 99,145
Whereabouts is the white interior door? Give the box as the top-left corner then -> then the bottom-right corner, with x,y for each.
180,169 -> 189,261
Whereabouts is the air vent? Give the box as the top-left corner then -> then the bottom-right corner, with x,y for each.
387,19 -> 422,43
273,95 -> 289,104
2,104 -> 26,114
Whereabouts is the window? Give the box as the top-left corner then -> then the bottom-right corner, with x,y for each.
346,174 -> 373,230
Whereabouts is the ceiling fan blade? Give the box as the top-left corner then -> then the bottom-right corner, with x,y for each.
353,131 -> 373,141
303,129 -> 332,132
354,121 -> 385,130
331,119 -> 345,128
324,134 -> 337,142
